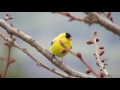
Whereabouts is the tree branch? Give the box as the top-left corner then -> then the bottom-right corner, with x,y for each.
93,31 -> 109,78
85,12 -> 120,36
53,12 -> 120,36
0,18 -> 94,78
0,32 -> 75,78
52,12 -> 84,22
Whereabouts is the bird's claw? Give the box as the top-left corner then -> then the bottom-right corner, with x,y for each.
59,58 -> 64,65
51,54 -> 55,63
60,60 -> 63,65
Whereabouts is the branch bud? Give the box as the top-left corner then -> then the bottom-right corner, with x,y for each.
99,50 -> 105,56
93,54 -> 97,59
96,38 -> 99,42
100,71 -> 105,78
76,52 -> 82,58
60,49 -> 67,54
94,31 -> 97,35
96,61 -> 100,67
4,41 -> 10,46
87,40 -> 93,45
99,46 -> 104,50
86,69 -> 91,74
4,14 -> 13,21
109,16 -> 113,22
106,12 -> 111,17
9,58 -> 16,64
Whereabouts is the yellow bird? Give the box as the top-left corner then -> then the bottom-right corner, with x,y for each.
50,32 -> 72,63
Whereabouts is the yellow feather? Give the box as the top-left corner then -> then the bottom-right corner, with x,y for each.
50,32 -> 72,57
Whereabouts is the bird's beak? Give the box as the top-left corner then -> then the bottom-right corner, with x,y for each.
69,37 -> 72,40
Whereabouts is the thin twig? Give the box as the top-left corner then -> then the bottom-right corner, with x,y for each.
93,31 -> 109,77
59,40 -> 99,78
3,45 -> 11,78
93,32 -> 102,66
3,34 -> 12,78
53,12 -> 85,22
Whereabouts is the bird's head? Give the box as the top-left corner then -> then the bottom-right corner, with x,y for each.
65,33 -> 72,40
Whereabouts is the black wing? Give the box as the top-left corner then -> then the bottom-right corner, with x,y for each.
51,42 -> 54,45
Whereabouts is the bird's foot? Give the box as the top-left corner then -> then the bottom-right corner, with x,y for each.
59,58 -> 64,65
51,54 -> 55,63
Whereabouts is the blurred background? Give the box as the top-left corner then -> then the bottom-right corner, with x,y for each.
0,12 -> 120,78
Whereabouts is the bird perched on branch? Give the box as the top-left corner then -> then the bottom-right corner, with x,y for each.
50,32 -> 72,63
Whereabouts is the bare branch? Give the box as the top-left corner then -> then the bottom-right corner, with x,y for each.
53,12 -> 120,36
85,12 -> 120,36
0,32 -> 74,78
52,12 -> 84,22
3,31 -> 13,78
93,31 -> 110,78
0,18 -> 94,78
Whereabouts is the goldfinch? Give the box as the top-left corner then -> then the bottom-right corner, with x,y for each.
50,32 -> 72,62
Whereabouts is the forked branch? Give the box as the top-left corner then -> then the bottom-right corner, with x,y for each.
0,15 -> 94,78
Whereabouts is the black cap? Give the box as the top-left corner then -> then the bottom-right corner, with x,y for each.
66,33 -> 71,39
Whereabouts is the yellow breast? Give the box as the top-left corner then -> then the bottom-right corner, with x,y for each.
50,38 -> 72,57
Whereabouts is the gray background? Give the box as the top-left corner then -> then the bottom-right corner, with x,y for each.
0,12 -> 120,78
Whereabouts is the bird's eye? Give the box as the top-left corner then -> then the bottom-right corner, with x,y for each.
66,33 -> 71,39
